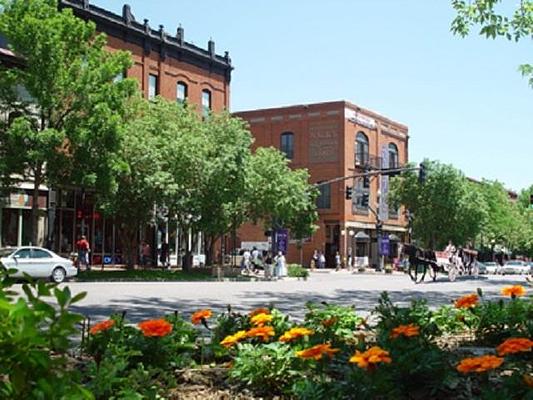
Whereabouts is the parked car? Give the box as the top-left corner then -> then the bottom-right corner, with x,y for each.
501,260 -> 531,275
484,261 -> 501,274
0,246 -> 77,283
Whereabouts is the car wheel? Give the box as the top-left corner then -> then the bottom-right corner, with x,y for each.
51,267 -> 66,283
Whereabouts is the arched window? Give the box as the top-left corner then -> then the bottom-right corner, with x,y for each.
355,132 -> 369,165
176,81 -> 188,103
388,143 -> 399,169
280,132 -> 294,159
201,89 -> 211,116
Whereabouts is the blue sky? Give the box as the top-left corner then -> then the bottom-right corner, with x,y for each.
96,0 -> 532,191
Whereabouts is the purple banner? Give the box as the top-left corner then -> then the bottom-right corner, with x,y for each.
275,229 -> 289,255
379,234 -> 390,256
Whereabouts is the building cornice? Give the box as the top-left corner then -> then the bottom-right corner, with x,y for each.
60,0 -> 233,82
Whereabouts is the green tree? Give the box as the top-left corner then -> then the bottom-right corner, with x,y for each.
0,0 -> 136,245
390,160 -> 487,249
246,147 -> 319,242
451,0 -> 533,87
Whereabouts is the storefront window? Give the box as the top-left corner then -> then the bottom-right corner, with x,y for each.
1,209 -> 19,247
60,210 -> 74,253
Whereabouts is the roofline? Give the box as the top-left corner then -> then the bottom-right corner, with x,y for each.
235,100 -> 408,131
60,0 -> 233,82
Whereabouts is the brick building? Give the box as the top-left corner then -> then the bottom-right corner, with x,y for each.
235,101 -> 409,268
0,0 -> 232,266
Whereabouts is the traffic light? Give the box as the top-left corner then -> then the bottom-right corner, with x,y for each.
361,193 -> 369,207
376,222 -> 383,236
363,175 -> 370,188
418,162 -> 427,184
345,186 -> 353,200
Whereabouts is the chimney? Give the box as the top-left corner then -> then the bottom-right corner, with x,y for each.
208,38 -> 215,58
122,4 -> 135,25
143,19 -> 150,34
176,24 -> 184,46
82,0 -> 89,9
159,24 -> 166,41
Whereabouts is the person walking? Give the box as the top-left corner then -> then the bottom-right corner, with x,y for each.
275,251 -> 287,278
243,249 -> 251,274
335,251 -> 342,271
264,251 -> 274,280
318,251 -> 326,269
76,235 -> 90,272
310,249 -> 318,271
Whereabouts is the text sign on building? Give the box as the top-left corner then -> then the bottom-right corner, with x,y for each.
308,121 -> 339,163
379,145 -> 389,221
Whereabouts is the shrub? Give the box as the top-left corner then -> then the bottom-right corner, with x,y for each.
304,302 -> 363,346
287,264 -> 309,278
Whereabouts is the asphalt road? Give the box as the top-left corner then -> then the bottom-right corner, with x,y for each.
61,272 -> 528,323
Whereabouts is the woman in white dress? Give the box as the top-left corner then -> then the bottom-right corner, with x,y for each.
276,251 -> 287,278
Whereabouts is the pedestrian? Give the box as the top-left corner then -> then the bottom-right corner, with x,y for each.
160,241 -> 169,269
311,249 -> 318,270
243,248 -> 251,274
264,251 -> 274,280
275,251 -> 287,278
318,251 -> 326,269
347,247 -> 353,272
335,251 -> 341,271
251,247 -> 261,274
76,235 -> 90,271
141,241 -> 151,267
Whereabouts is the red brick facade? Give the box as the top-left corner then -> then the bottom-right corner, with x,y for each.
235,101 -> 409,268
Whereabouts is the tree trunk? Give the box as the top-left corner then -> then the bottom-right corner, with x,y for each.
31,167 -> 42,246
120,223 -> 138,270
204,234 -> 216,266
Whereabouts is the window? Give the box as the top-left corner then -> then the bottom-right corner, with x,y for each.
176,81 -> 188,103
14,249 -> 32,259
201,89 -> 211,116
32,249 -> 52,258
388,143 -> 399,169
113,70 -> 126,83
355,132 -> 369,165
148,74 -> 158,99
280,132 -> 294,159
353,178 -> 369,211
316,183 -> 331,209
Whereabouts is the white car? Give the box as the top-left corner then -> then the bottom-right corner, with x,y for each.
484,262 -> 501,274
0,246 -> 78,283
501,260 -> 531,275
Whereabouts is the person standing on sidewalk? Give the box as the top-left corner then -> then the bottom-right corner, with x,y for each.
76,235 -> 90,272
318,251 -> 326,269
335,251 -> 342,271
264,251 -> 274,280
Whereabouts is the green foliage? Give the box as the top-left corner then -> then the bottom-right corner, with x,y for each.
304,302 -> 362,345
0,270 -> 91,399
451,0 -> 533,87
390,160 -> 488,248
287,264 -> 309,278
0,0 -> 136,243
431,304 -> 480,334
229,342 -> 302,395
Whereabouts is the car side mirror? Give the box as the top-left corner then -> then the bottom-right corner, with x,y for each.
12,254 -> 20,260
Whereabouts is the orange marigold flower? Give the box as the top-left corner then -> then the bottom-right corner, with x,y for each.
90,319 -> 115,335
296,343 -> 340,360
246,326 -> 275,342
249,308 -> 270,317
220,330 -> 248,348
501,285 -> 526,298
524,374 -> 533,388
349,346 -> 392,369
390,324 -> 420,339
279,327 -> 314,342
322,317 -> 338,327
138,319 -> 173,337
191,309 -> 213,325
456,355 -> 504,373
454,293 -> 479,309
496,338 -> 533,356
250,312 -> 273,327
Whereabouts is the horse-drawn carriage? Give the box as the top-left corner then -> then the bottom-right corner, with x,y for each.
402,244 -> 478,283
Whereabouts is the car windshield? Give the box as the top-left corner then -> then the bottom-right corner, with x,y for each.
0,248 -> 16,257
506,261 -> 523,265
485,262 -> 497,266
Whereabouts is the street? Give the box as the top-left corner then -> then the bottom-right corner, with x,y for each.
61,272 -> 529,322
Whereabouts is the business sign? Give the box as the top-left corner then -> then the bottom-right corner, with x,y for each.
379,234 -> 390,256
308,121 -> 340,163
345,108 -> 377,129
379,145 -> 389,221
274,229 -> 289,255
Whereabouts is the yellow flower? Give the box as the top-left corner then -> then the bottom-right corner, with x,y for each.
496,338 -> 533,356
456,355 -> 504,373
246,326 -> 275,342
501,285 -> 526,298
220,330 -> 247,348
249,308 -> 270,317
390,324 -> 420,339
454,294 -> 479,309
250,312 -> 273,327
349,346 -> 392,369
296,343 -> 340,360
279,327 -> 314,342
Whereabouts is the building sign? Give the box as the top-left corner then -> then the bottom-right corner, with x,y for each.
7,192 -> 47,209
345,108 -> 377,129
274,229 -> 289,255
379,144 -> 389,221
308,121 -> 339,163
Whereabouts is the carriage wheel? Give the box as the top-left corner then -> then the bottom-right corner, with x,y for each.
409,262 -> 426,284
448,265 -> 458,282
428,264 -> 437,282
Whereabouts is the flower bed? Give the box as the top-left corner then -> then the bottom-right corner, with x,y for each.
1,269 -> 531,399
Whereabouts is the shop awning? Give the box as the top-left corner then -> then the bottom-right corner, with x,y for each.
389,234 -> 401,242
354,231 -> 370,241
